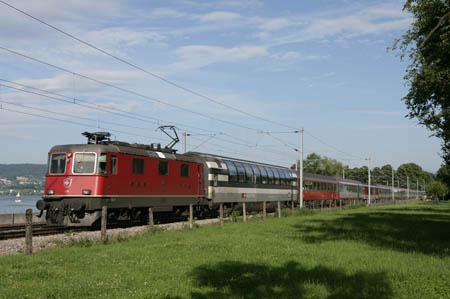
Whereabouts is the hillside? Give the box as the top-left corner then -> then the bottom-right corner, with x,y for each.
0,164 -> 47,180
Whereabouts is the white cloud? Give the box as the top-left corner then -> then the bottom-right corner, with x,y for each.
170,45 -> 268,70
196,11 -> 242,23
259,18 -> 290,32
14,70 -> 143,94
151,8 -> 186,18
270,3 -> 412,46
271,51 -> 328,61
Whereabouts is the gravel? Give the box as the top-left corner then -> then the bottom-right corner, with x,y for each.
0,218 -> 222,256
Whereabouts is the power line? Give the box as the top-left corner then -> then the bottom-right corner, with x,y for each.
0,104 -> 167,141
0,46 -> 261,132
304,129 -> 366,160
0,0 -> 296,130
0,80 -> 295,157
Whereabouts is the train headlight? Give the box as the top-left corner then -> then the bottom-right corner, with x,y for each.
82,189 -> 91,195
46,189 -> 55,195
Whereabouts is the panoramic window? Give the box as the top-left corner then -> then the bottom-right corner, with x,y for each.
235,162 -> 246,183
250,164 -> 261,184
266,167 -> 275,185
49,153 -> 67,174
180,164 -> 190,177
273,168 -> 280,185
110,156 -> 117,175
97,153 -> 108,175
258,166 -> 268,184
224,160 -> 238,182
73,153 -> 96,174
158,160 -> 169,176
132,158 -> 145,174
243,163 -> 254,184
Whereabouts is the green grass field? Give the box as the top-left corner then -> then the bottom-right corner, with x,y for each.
1,201 -> 449,299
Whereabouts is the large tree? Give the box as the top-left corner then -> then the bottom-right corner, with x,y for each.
392,1 -> 450,163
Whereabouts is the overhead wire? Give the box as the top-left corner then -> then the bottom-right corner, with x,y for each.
0,0 -> 297,130
0,1 -> 382,165
0,104 -> 167,141
0,46 -> 260,132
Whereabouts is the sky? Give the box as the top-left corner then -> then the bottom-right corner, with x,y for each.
0,0 -> 443,172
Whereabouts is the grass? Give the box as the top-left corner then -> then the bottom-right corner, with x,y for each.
0,201 -> 449,299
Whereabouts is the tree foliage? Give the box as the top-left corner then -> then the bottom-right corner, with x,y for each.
295,153 -> 434,187
426,180 -> 449,199
392,0 -> 450,163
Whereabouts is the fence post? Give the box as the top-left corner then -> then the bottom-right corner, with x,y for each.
25,209 -> 33,255
101,205 -> 107,243
277,201 -> 281,218
263,201 -> 267,220
189,204 -> 194,229
148,207 -> 154,228
219,203 -> 224,227
243,202 -> 247,223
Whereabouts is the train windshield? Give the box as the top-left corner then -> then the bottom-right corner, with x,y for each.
49,153 -> 67,174
73,153 -> 96,174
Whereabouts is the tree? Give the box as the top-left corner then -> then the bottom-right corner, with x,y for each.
392,1 -> 450,163
436,163 -> 450,198
426,180 -> 449,201
301,153 -> 344,177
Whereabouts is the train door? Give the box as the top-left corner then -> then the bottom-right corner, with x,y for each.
197,164 -> 204,196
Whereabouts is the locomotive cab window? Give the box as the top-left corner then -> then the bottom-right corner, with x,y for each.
73,153 -> 96,174
180,164 -> 190,177
97,153 -> 108,175
110,156 -> 117,175
158,160 -> 169,176
49,153 -> 67,174
132,158 -> 145,174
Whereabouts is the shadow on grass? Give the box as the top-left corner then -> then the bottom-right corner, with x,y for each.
293,204 -> 450,256
167,261 -> 392,299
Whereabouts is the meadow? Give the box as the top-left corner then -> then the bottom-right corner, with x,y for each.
0,201 -> 449,299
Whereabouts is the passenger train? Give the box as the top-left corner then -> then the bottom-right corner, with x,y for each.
36,132 -> 424,226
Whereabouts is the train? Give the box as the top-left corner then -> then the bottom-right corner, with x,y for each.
36,132 -> 425,226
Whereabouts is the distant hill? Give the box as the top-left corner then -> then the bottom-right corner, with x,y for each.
0,164 -> 47,180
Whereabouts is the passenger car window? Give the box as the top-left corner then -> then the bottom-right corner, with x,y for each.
250,164 -> 261,184
258,166 -> 268,184
224,160 -> 237,182
234,162 -> 246,183
243,163 -> 254,183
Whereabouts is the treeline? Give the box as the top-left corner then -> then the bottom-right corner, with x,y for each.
0,164 -> 47,180
292,153 -> 435,189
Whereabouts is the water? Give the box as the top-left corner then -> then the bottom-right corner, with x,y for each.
0,195 -> 41,214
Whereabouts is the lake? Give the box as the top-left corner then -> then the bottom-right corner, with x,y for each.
0,195 -> 42,214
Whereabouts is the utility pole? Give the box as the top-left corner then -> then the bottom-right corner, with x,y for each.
299,128 -> 304,209
407,176 -> 409,200
392,167 -> 395,203
366,158 -> 371,206
342,168 -> 345,179
416,180 -> 419,200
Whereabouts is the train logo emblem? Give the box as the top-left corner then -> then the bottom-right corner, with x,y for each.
63,178 -> 72,188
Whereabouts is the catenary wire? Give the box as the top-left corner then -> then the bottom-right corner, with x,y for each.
0,0 -> 297,130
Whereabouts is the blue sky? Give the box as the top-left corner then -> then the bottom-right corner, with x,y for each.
0,0 -> 443,172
